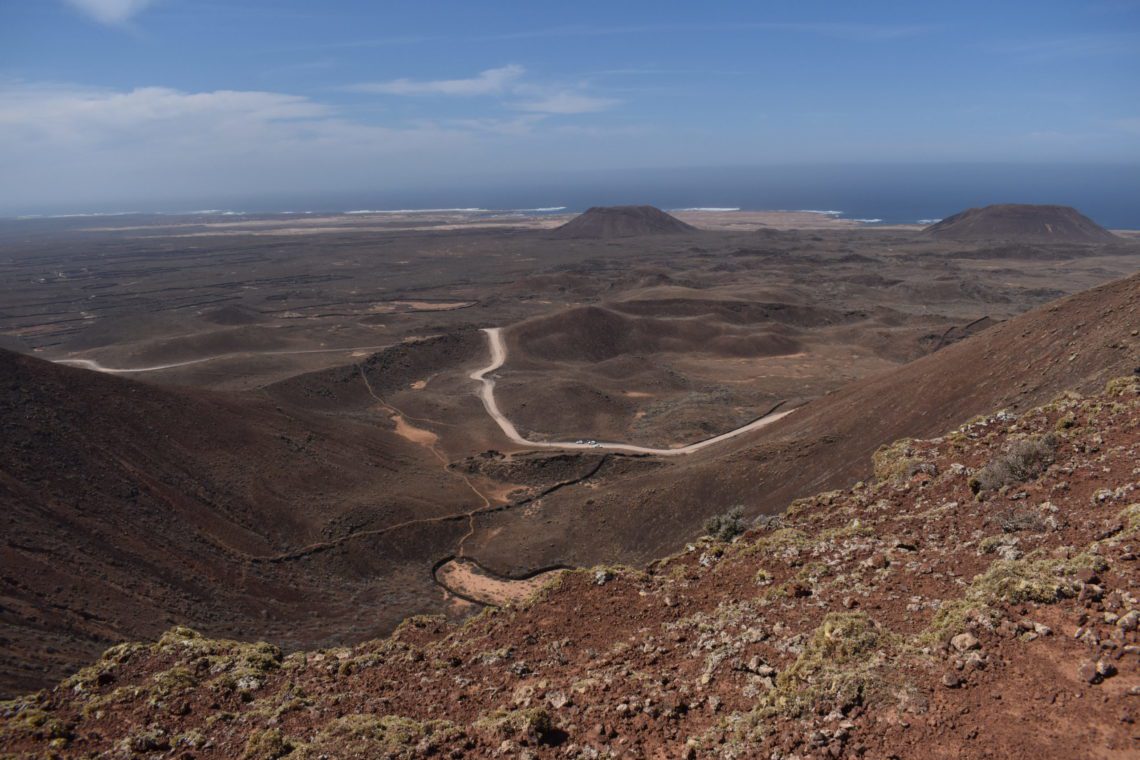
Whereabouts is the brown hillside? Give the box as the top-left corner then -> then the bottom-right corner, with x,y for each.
199,304 -> 265,326
550,205 -> 698,239
508,305 -> 801,363
0,349 -> 477,696
4,378 -> 1138,758
466,271 -> 1140,577
924,204 -> 1118,243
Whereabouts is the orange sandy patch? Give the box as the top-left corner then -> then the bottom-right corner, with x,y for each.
388,413 -> 438,446
410,379 -> 427,390
397,300 -> 474,311
671,209 -> 869,231
435,558 -> 561,606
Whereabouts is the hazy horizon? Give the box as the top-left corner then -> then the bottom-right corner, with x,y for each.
4,1 -> 1139,215
5,163 -> 1140,229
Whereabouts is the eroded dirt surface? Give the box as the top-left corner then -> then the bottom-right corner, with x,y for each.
4,378 -> 1138,758
435,558 -> 561,606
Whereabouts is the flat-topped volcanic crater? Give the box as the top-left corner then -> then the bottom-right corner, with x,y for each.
549,205 -> 698,239
923,203 -> 1117,243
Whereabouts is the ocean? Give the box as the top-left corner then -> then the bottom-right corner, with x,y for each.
9,163 -> 1140,228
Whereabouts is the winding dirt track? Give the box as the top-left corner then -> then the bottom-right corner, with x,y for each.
54,344 -> 393,374
470,327 -> 794,456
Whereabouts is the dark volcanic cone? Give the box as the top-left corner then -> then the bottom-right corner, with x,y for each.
923,204 -> 1117,243
550,205 -> 698,239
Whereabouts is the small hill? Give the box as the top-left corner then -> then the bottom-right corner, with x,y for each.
5,379 -> 1138,758
0,349 -> 476,696
507,305 -> 801,363
924,204 -> 1117,243
550,205 -> 697,239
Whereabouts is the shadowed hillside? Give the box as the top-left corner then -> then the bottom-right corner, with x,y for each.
0,350 -> 477,695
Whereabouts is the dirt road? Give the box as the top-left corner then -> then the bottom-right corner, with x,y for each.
470,327 -> 794,456
53,344 -> 392,374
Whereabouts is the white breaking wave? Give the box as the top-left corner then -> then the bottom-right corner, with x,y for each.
15,211 -> 140,219
673,207 -> 741,212
854,218 -> 883,223
797,209 -> 844,216
917,218 -> 942,224
344,207 -> 488,214
522,206 -> 567,212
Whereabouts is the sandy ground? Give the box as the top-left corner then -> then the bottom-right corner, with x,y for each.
670,209 -> 908,230
84,211 -> 570,236
77,208 -> 904,237
368,301 -> 475,313
434,558 -> 559,605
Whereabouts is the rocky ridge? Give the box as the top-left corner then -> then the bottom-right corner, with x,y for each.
2,378 -> 1139,758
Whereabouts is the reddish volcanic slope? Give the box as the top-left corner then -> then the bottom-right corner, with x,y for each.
3,377 -> 1138,758
923,204 -> 1118,243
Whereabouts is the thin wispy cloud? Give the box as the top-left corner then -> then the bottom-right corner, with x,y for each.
511,92 -> 618,115
480,21 -> 933,43
1109,117 -> 1140,134
63,0 -> 156,25
0,82 -> 332,143
10,3 -> 1138,213
997,32 -> 1140,61
346,65 -> 621,116
296,20 -> 930,54
277,34 -> 443,53
449,114 -> 548,136
589,68 -> 747,77
348,65 -> 525,96
0,80 -> 486,209
0,78 -> 634,211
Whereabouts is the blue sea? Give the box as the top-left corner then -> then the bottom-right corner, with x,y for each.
383,163 -> 1140,229
11,163 -> 1140,229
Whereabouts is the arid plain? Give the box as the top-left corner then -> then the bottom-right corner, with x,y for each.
1,206 -> 1138,696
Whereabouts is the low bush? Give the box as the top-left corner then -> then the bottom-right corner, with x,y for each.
969,433 -> 1058,494
759,613 -> 887,718
704,506 -> 746,542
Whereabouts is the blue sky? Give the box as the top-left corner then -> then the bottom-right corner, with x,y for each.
2,1 -> 1138,212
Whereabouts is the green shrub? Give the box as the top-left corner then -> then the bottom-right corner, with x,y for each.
704,506 -> 747,541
